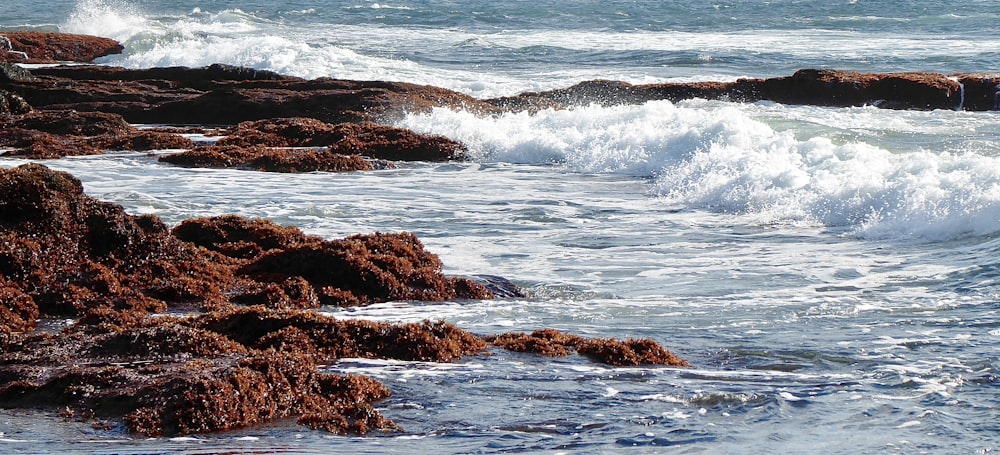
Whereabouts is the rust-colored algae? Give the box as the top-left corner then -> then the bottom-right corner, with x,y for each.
217,117 -> 467,161
192,306 -> 488,362
0,163 -> 689,437
577,337 -> 691,367
159,145 -> 389,173
488,329 -> 690,367
487,328 -> 586,357
242,232 -> 494,306
0,110 -> 195,158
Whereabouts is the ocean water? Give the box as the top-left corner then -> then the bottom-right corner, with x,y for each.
3,0 -> 1000,453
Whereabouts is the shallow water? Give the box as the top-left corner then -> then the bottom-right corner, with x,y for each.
3,0 -> 1000,453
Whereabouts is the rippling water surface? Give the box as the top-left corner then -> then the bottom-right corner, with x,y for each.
3,0 -> 1000,453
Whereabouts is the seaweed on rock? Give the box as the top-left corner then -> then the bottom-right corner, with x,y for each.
0,163 -> 689,438
488,329 -> 690,367
217,117 -> 467,161
0,110 -> 194,158
159,145 -> 390,173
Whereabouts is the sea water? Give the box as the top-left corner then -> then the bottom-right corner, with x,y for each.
2,1 -> 1000,453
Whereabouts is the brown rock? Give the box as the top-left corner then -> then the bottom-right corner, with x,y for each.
488,328 -> 689,367
158,145 -> 389,173
172,215 -> 311,260
759,69 -> 962,110
488,328 -> 585,357
9,64 -> 490,124
953,73 -> 1000,111
217,117 -> 467,161
0,90 -> 31,116
0,31 -> 123,64
0,278 -> 37,336
0,304 -> 492,436
0,163 -> 239,320
0,320 -> 400,436
193,306 -> 488,362
90,130 -> 196,151
487,69 -> 981,112
577,337 -> 690,367
0,110 -> 195,158
2,110 -> 132,136
241,232 -> 494,306
0,164 -> 690,439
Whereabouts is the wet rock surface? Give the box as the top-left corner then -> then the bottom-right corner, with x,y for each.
0,31 -> 123,64
0,164 -> 690,436
7,63 -> 489,125
488,329 -> 691,367
488,69 -> 993,112
0,110 -> 195,158
1,61 -> 996,141
159,145 -> 390,173
217,117 -> 468,161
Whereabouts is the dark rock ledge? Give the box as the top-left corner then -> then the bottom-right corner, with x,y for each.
0,31 -> 123,64
1,32 -> 997,163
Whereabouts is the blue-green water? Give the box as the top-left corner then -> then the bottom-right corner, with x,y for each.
2,1 -> 1000,453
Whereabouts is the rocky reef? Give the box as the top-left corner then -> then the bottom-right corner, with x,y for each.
489,69 -> 1000,112
0,31 -> 123,64
8,30 -> 995,438
488,329 -> 691,367
1,32 -> 997,163
0,109 -> 194,158
159,145 -> 391,173
0,164 -> 689,436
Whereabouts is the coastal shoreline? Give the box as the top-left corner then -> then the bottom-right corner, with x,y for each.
1,32 -> 691,438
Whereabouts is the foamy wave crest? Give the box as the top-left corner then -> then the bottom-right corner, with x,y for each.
398,101 -> 1000,240
61,0 -> 148,42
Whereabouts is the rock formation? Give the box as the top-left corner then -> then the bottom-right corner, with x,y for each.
0,164 -> 690,436
159,145 -> 391,173
487,69 -> 999,112
488,329 -> 691,367
0,31 -> 123,64
216,117 -> 467,161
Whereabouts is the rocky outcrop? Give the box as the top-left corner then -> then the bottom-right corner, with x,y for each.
488,329 -> 691,367
0,164 -> 494,322
217,117 -> 468,161
159,145 -> 391,173
0,31 -> 123,64
953,73 -> 1000,111
757,69 -> 963,110
0,110 -> 195,158
0,32 -> 995,132
488,69 -> 998,112
4,63 -> 489,125
0,164 -> 690,436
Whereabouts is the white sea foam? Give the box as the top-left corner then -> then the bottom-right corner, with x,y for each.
61,0 -> 149,43
397,101 -> 1000,240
